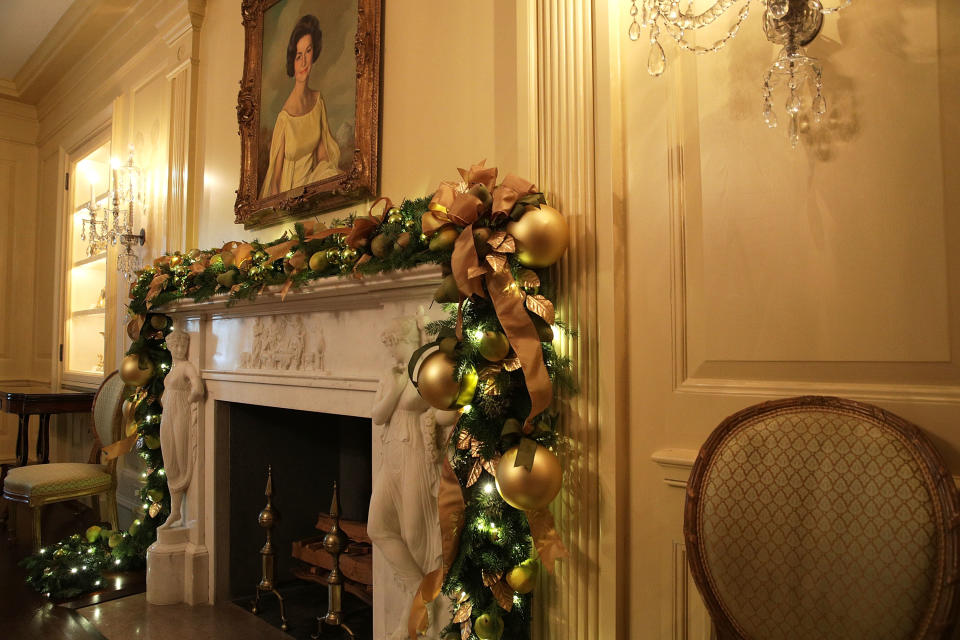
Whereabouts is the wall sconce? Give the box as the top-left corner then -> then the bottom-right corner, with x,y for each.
111,146 -> 146,282
77,146 -> 146,281
628,0 -> 852,147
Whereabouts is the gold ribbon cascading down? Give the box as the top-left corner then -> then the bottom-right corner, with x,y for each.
408,162 -> 568,639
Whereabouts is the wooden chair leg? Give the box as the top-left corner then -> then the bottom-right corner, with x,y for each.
101,491 -> 118,531
32,506 -> 42,553
6,499 -> 15,541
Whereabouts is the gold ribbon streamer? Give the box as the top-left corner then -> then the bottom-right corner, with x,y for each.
451,224 -> 486,301
485,251 -> 552,429
408,445 -> 466,640
102,434 -> 138,461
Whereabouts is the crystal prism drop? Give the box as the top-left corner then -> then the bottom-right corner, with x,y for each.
770,0 -> 789,19
789,114 -> 799,148
786,94 -> 801,114
628,21 -> 642,41
813,94 -> 827,119
764,107 -> 778,128
648,40 -> 666,76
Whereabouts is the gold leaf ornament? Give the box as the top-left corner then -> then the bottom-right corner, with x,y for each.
525,294 -> 555,325
452,599 -> 473,623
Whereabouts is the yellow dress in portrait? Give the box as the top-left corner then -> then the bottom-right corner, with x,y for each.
260,94 -> 342,198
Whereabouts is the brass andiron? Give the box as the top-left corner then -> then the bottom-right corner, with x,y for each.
251,465 -> 288,631
312,481 -> 355,639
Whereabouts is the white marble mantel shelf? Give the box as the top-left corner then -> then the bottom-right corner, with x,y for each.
155,263 -> 443,317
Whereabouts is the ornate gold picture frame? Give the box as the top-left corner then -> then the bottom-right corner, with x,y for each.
236,0 -> 382,229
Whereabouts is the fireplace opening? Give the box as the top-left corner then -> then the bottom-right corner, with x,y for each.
225,401 -> 373,625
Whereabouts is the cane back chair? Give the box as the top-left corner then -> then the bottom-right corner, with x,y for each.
684,396 -> 960,640
3,371 -> 126,551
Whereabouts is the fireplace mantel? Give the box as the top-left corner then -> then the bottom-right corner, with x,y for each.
157,264 -> 442,316
147,261 -> 442,635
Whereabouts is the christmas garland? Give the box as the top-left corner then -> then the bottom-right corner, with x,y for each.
23,162 -> 573,640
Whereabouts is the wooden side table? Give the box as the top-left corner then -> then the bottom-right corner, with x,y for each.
0,386 -> 96,467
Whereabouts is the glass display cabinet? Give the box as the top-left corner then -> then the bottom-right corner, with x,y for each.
62,139 -> 112,387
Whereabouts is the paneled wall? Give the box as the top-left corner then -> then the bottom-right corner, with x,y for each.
621,1 -> 960,637
0,98 -> 40,458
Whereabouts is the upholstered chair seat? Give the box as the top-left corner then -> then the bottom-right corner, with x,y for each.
684,396 -> 960,640
4,463 -> 112,498
3,372 -> 126,551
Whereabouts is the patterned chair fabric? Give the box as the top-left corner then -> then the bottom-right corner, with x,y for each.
4,463 -> 111,497
684,396 -> 960,640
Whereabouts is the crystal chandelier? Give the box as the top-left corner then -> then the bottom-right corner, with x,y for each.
628,0 -> 853,147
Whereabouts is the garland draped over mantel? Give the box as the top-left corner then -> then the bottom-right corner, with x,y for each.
23,162 -> 574,640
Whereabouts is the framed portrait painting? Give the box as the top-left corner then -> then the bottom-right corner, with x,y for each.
236,0 -> 382,229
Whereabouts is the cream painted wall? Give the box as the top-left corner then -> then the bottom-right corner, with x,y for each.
196,0 -> 518,246
619,1 -> 960,637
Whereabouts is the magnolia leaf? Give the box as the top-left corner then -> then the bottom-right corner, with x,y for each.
492,580 -> 515,612
502,357 -> 522,372
517,269 -> 540,289
485,253 -> 508,274
453,599 -> 473,623
457,430 -> 473,451
525,294 -> 555,325
466,459 -> 483,487
482,455 -> 500,477
488,231 -> 516,254
461,619 -> 473,640
126,315 -> 145,341
482,569 -> 503,587
478,364 -> 503,380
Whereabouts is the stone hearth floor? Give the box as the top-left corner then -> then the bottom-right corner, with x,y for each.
78,594 -> 289,639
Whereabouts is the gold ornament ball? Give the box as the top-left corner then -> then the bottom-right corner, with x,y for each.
149,314 -> 169,330
120,354 -> 154,387
506,204 -> 569,267
387,210 -> 403,225
416,351 -> 462,410
495,443 -> 562,511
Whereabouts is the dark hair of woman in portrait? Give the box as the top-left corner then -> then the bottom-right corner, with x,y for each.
261,13 -> 342,199
286,14 -> 321,77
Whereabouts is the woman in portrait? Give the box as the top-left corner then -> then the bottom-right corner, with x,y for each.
260,14 -> 342,199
